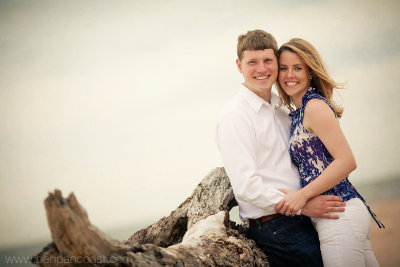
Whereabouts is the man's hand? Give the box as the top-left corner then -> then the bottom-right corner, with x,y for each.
301,195 -> 345,219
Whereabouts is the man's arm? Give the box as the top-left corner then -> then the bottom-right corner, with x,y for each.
216,112 -> 285,213
301,195 -> 346,219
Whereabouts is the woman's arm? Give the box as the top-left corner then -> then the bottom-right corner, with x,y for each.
276,99 -> 356,216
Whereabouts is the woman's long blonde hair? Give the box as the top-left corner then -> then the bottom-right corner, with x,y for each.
276,38 -> 344,118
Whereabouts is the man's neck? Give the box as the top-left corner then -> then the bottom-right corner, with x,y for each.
259,91 -> 271,103
243,84 -> 272,103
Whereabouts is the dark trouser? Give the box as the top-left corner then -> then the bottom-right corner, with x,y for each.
247,215 -> 323,267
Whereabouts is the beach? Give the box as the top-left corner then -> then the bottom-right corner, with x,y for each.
370,197 -> 400,267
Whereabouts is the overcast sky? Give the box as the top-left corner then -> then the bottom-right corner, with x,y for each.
1,0 -> 399,248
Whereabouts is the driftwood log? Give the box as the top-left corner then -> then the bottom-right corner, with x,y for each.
32,167 -> 269,266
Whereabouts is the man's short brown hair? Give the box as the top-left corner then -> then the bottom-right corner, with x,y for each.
237,30 -> 278,60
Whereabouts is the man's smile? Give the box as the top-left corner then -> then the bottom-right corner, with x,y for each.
255,75 -> 270,80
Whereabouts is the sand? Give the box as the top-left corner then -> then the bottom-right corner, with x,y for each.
370,197 -> 400,267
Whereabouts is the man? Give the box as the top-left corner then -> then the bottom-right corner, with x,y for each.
216,30 -> 346,266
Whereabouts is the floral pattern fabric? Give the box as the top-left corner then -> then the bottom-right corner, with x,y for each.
288,88 -> 384,228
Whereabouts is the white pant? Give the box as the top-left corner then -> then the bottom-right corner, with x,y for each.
311,198 -> 379,267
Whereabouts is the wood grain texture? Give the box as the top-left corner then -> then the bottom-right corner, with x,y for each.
32,167 -> 270,266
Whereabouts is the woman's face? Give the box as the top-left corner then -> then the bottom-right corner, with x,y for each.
278,50 -> 311,101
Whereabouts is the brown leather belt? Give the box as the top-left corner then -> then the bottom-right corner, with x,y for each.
249,214 -> 282,227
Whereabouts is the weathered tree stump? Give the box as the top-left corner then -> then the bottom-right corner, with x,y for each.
32,167 -> 269,266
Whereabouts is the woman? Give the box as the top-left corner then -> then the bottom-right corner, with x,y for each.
275,38 -> 384,267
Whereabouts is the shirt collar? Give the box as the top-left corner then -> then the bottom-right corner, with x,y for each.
239,83 -> 282,113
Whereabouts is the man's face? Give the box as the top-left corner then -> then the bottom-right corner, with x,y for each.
236,49 -> 278,100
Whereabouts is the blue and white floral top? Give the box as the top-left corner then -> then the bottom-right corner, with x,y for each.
288,88 -> 384,228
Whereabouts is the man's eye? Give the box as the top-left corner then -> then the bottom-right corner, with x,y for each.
248,61 -> 256,64
280,67 -> 287,71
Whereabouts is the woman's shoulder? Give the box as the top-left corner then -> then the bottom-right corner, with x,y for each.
303,98 -> 337,123
304,98 -> 331,113
302,89 -> 328,104
302,89 -> 336,117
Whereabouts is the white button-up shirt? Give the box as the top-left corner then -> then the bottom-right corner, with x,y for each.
216,84 -> 301,221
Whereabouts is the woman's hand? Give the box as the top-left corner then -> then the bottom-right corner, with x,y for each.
275,189 -> 309,216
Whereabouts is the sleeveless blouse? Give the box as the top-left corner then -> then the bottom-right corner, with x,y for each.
288,88 -> 384,228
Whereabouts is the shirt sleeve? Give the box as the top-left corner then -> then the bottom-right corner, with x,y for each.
216,111 -> 285,214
